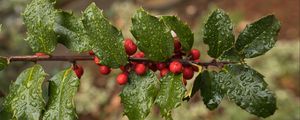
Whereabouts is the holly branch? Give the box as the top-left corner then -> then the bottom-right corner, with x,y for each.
3,55 -> 235,67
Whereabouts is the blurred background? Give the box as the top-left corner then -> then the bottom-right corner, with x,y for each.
0,0 -> 299,120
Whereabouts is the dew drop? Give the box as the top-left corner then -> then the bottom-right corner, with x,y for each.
31,102 -> 37,107
225,81 -> 231,86
66,100 -> 73,109
21,95 -> 26,100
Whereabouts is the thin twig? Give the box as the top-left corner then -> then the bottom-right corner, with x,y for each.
4,55 -> 236,67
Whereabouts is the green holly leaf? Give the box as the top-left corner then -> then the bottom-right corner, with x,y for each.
161,16 -> 194,51
120,71 -> 160,120
42,67 -> 80,120
199,70 -> 224,110
235,15 -> 280,58
3,64 -> 47,120
131,9 -> 174,61
218,47 -> 242,62
0,57 -> 8,71
55,11 -> 91,52
203,9 -> 235,58
82,3 -> 127,68
220,64 -> 277,118
155,73 -> 186,120
22,0 -> 58,54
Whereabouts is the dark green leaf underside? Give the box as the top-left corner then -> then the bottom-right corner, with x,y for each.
161,16 -> 194,51
42,67 -> 80,120
155,73 -> 186,120
82,3 -> 127,68
55,11 -> 91,52
220,64 -> 277,118
203,9 -> 234,58
235,15 -> 280,58
22,0 -> 58,54
3,64 -> 46,120
120,71 -> 160,120
131,9 -> 174,61
199,71 -> 224,110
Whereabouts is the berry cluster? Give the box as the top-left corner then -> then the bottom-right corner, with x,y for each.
115,37 -> 201,85
70,37 -> 201,86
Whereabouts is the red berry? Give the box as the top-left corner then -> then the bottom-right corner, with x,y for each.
99,65 -> 111,75
174,38 -> 181,52
131,52 -> 145,65
160,68 -> 169,77
192,65 -> 199,72
169,61 -> 182,74
94,56 -> 101,64
116,73 -> 128,85
182,78 -> 187,86
156,62 -> 166,70
133,52 -> 144,58
120,66 -> 126,72
35,52 -> 47,56
88,50 -> 95,55
190,49 -> 200,60
135,63 -> 147,75
148,62 -> 157,72
72,65 -> 84,79
124,38 -> 137,55
194,59 -> 200,63
183,66 -> 194,80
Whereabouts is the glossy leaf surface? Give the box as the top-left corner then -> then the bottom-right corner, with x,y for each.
155,73 -> 186,119
120,71 -> 160,120
3,65 -> 46,120
82,3 -> 127,68
42,67 -> 80,120
220,64 -> 277,118
199,71 -> 224,110
161,16 -> 194,51
55,11 -> 91,52
23,0 -> 58,54
236,15 -> 280,58
203,9 -> 234,58
131,9 -> 174,61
